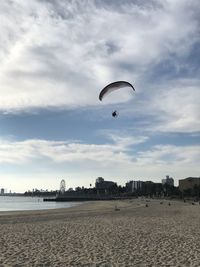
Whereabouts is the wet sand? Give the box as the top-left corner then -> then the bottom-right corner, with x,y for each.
0,199 -> 200,267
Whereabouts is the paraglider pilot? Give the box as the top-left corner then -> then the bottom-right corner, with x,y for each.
112,110 -> 118,117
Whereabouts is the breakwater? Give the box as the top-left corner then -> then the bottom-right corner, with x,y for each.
43,195 -> 126,202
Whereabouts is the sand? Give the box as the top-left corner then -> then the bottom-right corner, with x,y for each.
0,199 -> 200,267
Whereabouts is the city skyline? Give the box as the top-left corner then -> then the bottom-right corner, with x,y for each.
0,175 -> 177,194
0,0 -> 199,192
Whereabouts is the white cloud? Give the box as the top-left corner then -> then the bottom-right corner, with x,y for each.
145,82 -> 200,133
118,79 -> 200,133
0,0 -> 199,113
0,134 -> 147,165
0,136 -> 199,173
0,139 -> 35,163
137,144 -> 200,166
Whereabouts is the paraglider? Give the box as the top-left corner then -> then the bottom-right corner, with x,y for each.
99,81 -> 135,117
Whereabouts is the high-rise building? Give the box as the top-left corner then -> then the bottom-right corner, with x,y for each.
126,180 -> 144,193
0,188 -> 5,195
162,175 -> 174,186
60,179 -> 66,194
95,177 -> 117,190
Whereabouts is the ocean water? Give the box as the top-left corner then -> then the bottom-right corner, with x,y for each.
0,196 -> 80,212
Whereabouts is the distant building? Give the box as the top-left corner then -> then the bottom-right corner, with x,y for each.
95,177 -> 117,192
179,177 -> 200,192
162,175 -> 174,186
126,180 -> 163,196
126,180 -> 143,193
60,179 -> 66,195
0,188 -> 5,195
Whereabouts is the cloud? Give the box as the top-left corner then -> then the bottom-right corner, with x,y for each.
150,84 -> 200,133
0,134 -> 147,165
0,139 -> 35,163
0,136 -> 199,172
117,78 -> 200,134
136,144 -> 200,166
0,0 -> 199,114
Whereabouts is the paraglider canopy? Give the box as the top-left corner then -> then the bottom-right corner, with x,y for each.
99,81 -> 135,118
99,80 -> 135,101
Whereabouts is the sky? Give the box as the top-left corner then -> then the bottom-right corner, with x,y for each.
0,0 -> 199,193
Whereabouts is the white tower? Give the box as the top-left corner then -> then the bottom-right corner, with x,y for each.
60,179 -> 66,195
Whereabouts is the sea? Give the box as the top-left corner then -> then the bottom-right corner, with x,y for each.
0,196 -> 80,212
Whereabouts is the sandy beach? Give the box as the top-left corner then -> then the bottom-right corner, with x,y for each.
0,199 -> 200,267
